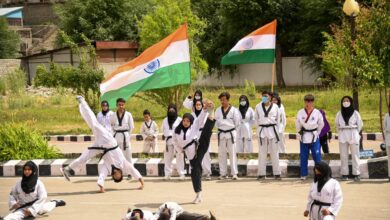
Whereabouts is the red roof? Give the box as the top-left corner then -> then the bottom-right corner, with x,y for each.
95,41 -> 138,50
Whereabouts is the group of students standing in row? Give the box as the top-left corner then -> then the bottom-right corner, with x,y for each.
94,89 -> 364,182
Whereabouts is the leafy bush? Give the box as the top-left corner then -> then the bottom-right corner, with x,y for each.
0,123 -> 60,161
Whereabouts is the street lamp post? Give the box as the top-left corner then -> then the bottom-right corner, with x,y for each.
343,0 -> 363,151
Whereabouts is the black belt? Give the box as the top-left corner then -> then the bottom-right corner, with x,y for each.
11,199 -> 38,212
88,145 -> 119,161
300,127 -> 318,144
218,128 -> 236,145
258,124 -> 279,145
114,130 -> 129,150
183,139 -> 199,159
165,136 -> 172,152
183,139 -> 199,150
310,200 -> 332,219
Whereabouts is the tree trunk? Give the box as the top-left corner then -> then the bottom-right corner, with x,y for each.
275,42 -> 286,88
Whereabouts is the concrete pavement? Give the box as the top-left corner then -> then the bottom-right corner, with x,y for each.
1,177 -> 389,220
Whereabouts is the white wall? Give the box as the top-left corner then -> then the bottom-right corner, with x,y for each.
194,57 -> 321,87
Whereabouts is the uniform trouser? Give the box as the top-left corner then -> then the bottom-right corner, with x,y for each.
218,137 -> 238,176
387,145 -> 390,178
177,211 -> 210,220
339,142 -> 360,176
258,137 -> 281,176
236,136 -> 253,153
300,139 -> 322,177
115,132 -> 132,164
278,132 -> 286,153
319,135 -> 330,154
201,150 -> 212,176
68,149 -> 100,172
142,139 -> 157,153
309,204 -> 334,220
190,119 -> 215,193
164,144 -> 185,176
4,201 -> 56,220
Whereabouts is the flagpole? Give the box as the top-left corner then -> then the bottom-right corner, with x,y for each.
271,60 -> 275,92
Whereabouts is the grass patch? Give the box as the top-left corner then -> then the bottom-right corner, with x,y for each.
0,87 -> 385,134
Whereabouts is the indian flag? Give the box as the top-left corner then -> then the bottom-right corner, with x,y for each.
100,24 -> 191,106
221,20 -> 276,65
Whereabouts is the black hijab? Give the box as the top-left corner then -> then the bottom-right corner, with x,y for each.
239,95 -> 250,119
193,89 -> 203,102
167,104 -> 178,129
274,95 -> 282,108
341,96 -> 354,125
314,161 -> 332,192
193,100 -> 203,117
21,161 -> 38,194
175,113 -> 194,140
101,100 -> 109,116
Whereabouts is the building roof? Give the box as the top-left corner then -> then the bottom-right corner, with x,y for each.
95,41 -> 138,50
0,7 -> 23,18
21,41 -> 139,59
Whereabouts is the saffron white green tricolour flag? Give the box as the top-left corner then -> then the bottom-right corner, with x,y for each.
221,20 -> 276,65
100,24 -> 191,106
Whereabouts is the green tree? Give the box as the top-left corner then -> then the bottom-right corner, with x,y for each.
193,0 -> 345,87
321,0 -> 389,130
137,0 -> 207,109
0,18 -> 20,58
34,32 -> 104,111
56,0 -> 152,43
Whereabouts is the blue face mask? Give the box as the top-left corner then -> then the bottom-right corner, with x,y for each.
261,96 -> 268,103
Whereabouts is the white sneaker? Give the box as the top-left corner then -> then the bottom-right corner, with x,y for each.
218,175 -> 226,180
300,176 -> 307,181
164,176 -> 171,181
232,175 -> 238,180
179,175 -> 185,181
205,174 -> 211,180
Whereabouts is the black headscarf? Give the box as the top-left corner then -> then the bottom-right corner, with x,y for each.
239,95 -> 249,119
273,95 -> 282,108
167,104 -> 178,129
175,113 -> 194,140
21,161 -> 38,194
193,89 -> 203,102
193,100 -> 203,117
101,100 -> 109,116
340,96 -> 354,125
314,161 -> 332,192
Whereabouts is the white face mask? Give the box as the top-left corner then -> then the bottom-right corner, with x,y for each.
240,101 -> 247,106
194,95 -> 201,100
343,101 -> 351,108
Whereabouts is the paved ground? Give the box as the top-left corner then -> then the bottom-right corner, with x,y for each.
1,177 -> 389,220
51,139 -> 384,154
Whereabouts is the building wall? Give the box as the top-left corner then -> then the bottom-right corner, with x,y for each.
23,49 -> 320,87
0,59 -> 21,76
194,57 -> 320,87
21,3 -> 59,25
22,47 -> 137,84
